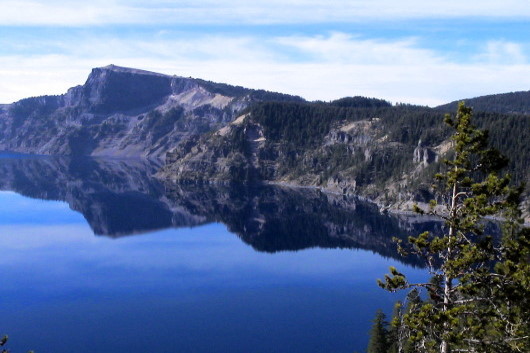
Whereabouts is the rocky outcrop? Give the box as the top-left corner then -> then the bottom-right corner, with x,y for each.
413,139 -> 438,168
0,65 -> 302,159
158,110 -> 397,197
158,98 -> 530,216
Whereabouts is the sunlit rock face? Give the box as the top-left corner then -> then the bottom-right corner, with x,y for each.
0,65 -> 302,159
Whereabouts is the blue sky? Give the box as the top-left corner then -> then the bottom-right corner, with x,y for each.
1,1 -> 530,106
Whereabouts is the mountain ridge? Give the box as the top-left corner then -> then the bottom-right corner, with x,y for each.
158,98 -> 530,215
436,90 -> 530,115
1,65 -> 529,214
0,65 -> 303,159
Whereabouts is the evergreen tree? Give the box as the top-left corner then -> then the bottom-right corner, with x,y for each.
388,302 -> 404,353
367,310 -> 389,353
388,289 -> 423,353
377,102 -> 530,352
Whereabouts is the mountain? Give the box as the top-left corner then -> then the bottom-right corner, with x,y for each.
437,90 -> 530,115
0,65 -> 303,159
1,65 -> 529,213
158,100 -> 530,212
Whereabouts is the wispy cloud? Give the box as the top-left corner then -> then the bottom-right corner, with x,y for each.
2,0 -> 530,26
275,32 -> 443,65
475,40 -> 527,65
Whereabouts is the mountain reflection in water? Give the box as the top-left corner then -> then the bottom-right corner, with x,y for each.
0,155 -> 444,265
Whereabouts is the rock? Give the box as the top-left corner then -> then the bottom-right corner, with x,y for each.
0,65 -> 302,160
413,139 -> 438,167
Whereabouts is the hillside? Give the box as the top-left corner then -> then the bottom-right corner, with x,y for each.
159,99 -> 530,211
0,65 -> 303,159
437,90 -> 530,115
1,65 -> 528,212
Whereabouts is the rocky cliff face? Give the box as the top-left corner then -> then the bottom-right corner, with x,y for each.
2,66 -> 528,214
158,100 -> 530,214
158,106 -> 441,209
0,65 -> 301,159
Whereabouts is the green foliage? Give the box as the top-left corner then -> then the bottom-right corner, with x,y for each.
330,96 -> 391,108
367,310 -> 390,353
473,111 -> 530,184
387,289 -> 423,353
377,102 -> 530,352
438,90 -> 530,115
249,101 -> 448,149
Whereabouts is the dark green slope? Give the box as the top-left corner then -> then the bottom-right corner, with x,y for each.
437,90 -> 530,115
161,97 -> 530,209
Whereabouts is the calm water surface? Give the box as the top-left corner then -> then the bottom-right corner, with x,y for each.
0,155 -> 431,353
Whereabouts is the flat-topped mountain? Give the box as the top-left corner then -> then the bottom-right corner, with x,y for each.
0,65 -> 302,159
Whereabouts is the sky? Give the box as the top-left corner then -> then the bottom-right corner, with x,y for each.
1,1 -> 530,106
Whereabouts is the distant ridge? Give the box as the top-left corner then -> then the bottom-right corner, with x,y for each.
437,90 -> 530,115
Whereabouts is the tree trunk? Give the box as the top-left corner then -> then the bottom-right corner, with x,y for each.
441,275 -> 452,353
441,171 -> 458,353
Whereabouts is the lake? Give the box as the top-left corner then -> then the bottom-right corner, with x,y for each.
0,155 -> 434,353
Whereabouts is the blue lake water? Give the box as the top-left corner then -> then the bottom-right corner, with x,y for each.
0,155 -> 431,353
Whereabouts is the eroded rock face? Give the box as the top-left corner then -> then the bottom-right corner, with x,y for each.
0,65 -> 301,159
158,112 -> 385,196
413,139 -> 438,168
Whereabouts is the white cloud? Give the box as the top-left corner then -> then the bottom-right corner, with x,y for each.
1,33 -> 530,106
275,32 -> 443,65
2,0 -> 530,26
475,40 -> 527,65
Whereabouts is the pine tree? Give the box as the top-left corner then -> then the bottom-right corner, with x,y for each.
388,289 -> 423,353
367,310 -> 389,353
377,102 -> 530,352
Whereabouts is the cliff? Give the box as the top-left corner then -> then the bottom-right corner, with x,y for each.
158,100 -> 530,211
1,65 -> 529,212
0,65 -> 302,159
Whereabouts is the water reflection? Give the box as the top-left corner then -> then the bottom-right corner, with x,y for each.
0,155 -> 443,264
0,154 -> 436,353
